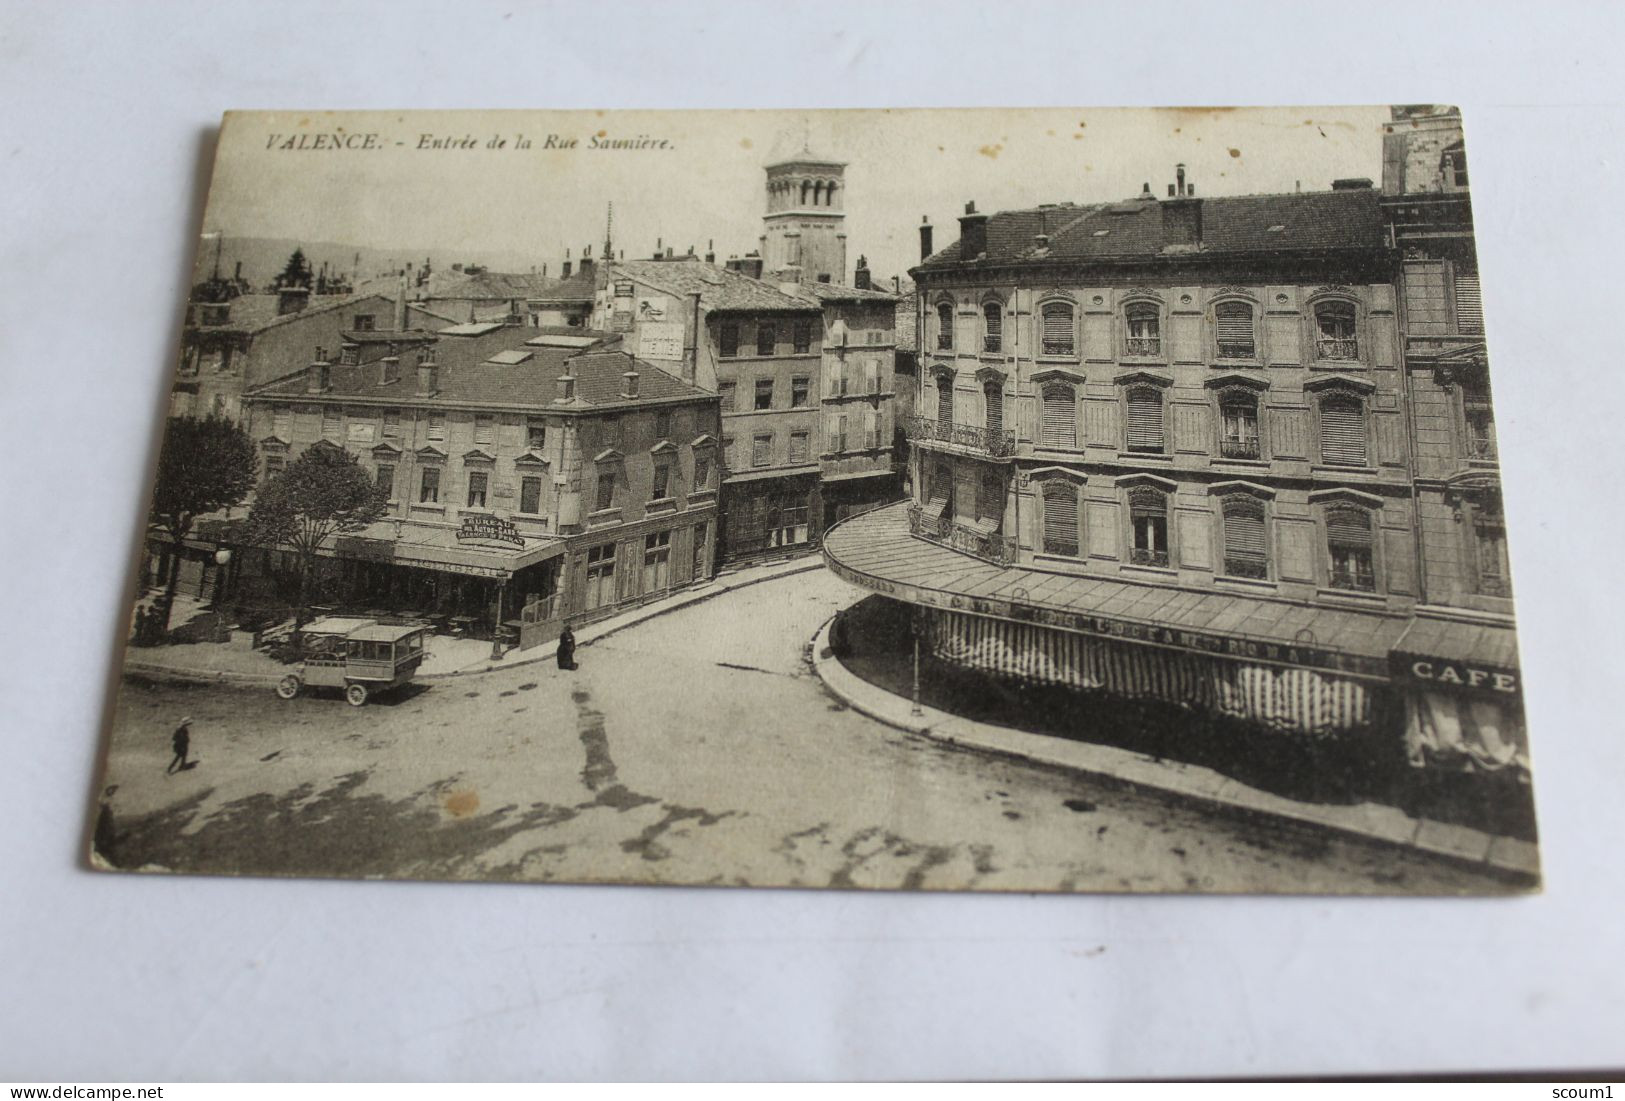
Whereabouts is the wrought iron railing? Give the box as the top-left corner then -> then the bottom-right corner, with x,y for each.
1129,547 -> 1170,568
937,333 -> 953,351
1217,342 -> 1255,359
1223,556 -> 1268,580
1328,565 -> 1376,592
983,335 -> 1002,353
1220,436 -> 1261,460
902,414 -> 1017,458
1041,338 -> 1075,357
1466,431 -> 1498,461
1316,337 -> 1359,361
1125,337 -> 1162,357
907,504 -> 1017,566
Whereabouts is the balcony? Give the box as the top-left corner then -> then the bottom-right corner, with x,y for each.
1466,430 -> 1498,461
1129,547 -> 1170,568
1219,436 -> 1261,460
1328,565 -> 1376,593
903,414 -> 1016,459
1315,338 -> 1359,361
907,504 -> 1017,566
1125,337 -> 1162,358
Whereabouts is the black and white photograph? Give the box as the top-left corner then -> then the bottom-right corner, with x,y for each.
94,105 -> 1537,896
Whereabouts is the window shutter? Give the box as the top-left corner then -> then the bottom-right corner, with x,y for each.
865,359 -> 880,394
1325,507 -> 1373,546
1041,483 -> 1079,556
1126,388 -> 1164,451
1041,304 -> 1073,354
936,376 -> 954,425
1215,303 -> 1254,353
985,384 -> 1004,434
864,409 -> 878,450
1454,271 -> 1483,334
1319,396 -> 1367,465
1223,499 -> 1268,574
1040,385 -> 1075,448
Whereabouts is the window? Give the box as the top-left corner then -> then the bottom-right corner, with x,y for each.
1221,496 -> 1268,579
383,409 -> 401,439
752,433 -> 773,467
466,470 -> 489,508
978,472 -> 1004,525
1473,508 -> 1511,597
418,466 -> 441,504
863,408 -> 879,450
340,345 -> 361,367
519,475 -> 543,514
585,544 -> 616,611
1129,487 -> 1170,567
1125,386 -> 1165,454
1318,393 -> 1367,466
652,461 -> 672,501
754,377 -> 775,410
927,461 -> 955,517
376,463 -> 395,498
692,522 -> 709,580
935,372 -> 954,428
719,380 -> 736,411
756,324 -> 776,356
720,322 -> 740,358
1125,303 -> 1161,357
772,502 -> 809,547
321,407 -> 342,443
1215,301 -> 1255,359
722,435 -> 736,469
1040,383 -> 1076,449
790,376 -> 810,407
828,414 -> 847,454
694,453 -> 712,490
1462,378 -> 1496,460
1325,506 -> 1376,591
864,358 -> 880,395
936,301 -> 954,350
793,321 -> 813,354
1454,268 -> 1483,334
262,454 -> 285,484
1041,481 -> 1079,557
1040,302 -> 1074,356
643,531 -> 672,592
353,314 -> 376,331
789,431 -> 810,464
595,468 -> 616,512
427,414 -> 446,441
654,410 -> 672,440
526,417 -> 546,450
1443,142 -> 1469,188
1219,392 -> 1261,459
273,407 -> 292,439
474,415 -> 494,446
984,380 -> 1004,436
1314,302 -> 1358,360
983,301 -> 1003,353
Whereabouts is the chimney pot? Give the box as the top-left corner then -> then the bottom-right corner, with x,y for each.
621,368 -> 640,399
919,217 -> 934,262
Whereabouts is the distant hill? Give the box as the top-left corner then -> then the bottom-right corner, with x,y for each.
190,236 -> 548,292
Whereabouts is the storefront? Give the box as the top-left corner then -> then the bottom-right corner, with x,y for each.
719,470 -> 821,563
1390,616 -> 1527,776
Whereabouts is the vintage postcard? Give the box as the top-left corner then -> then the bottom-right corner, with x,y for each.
93,107 -> 1536,894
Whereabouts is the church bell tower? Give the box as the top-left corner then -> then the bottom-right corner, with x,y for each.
762,149 -> 847,286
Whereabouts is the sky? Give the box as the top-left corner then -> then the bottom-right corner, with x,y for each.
203,106 -> 1393,285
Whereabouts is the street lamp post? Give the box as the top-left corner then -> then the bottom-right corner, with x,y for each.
211,547 -> 233,609
911,608 -> 923,717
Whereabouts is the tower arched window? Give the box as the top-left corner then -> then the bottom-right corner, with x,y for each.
826,181 -> 838,206
801,181 -> 812,205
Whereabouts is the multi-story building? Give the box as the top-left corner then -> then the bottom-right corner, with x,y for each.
237,324 -> 720,647
1381,106 -> 1525,777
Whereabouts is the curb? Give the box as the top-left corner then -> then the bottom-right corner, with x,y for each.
808,613 -> 1540,884
122,557 -> 828,689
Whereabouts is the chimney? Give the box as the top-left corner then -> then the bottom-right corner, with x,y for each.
562,247 -> 572,279
1332,177 -> 1375,190
666,246 -> 674,259
1176,163 -> 1187,196
958,201 -> 989,260
233,261 -> 242,281
704,239 -> 715,264
1161,192 -> 1203,251
1035,234 -> 1050,250
683,291 -> 701,384
621,366 -> 640,399
393,275 -> 408,330
555,362 -> 577,404
277,286 -> 311,316
919,216 -> 934,261
655,236 -> 663,259
306,347 -> 331,393
854,255 -> 872,290
415,347 -> 438,397
578,245 -> 594,282
1139,182 -> 1154,201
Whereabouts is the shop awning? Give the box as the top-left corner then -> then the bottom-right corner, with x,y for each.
322,521 -> 567,580
723,464 -> 821,485
1390,614 -> 1521,697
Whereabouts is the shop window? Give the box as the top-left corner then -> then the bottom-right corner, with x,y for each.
755,377 -> 774,410
936,301 -> 953,350
1314,302 -> 1358,360
466,470 -> 489,508
1040,383 -> 1077,449
1129,487 -> 1169,567
1125,303 -> 1161,357
1215,301 -> 1255,359
1219,391 -> 1261,459
1220,496 -> 1268,579
1125,386 -> 1165,454
692,522 -> 709,580
756,324 -> 777,356
1040,301 -> 1075,356
791,376 -> 810,407
1325,506 -> 1376,591
418,466 -> 441,504
643,530 -> 672,591
585,544 -> 616,611
793,321 -> 813,354
1041,481 -> 1079,557
376,463 -> 395,498
772,502 -> 809,547
720,322 -> 740,358
1318,393 -> 1368,466
983,301 -> 1003,353
519,476 -> 543,515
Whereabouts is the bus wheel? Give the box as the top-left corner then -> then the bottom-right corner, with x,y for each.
345,683 -> 369,707
276,675 -> 301,700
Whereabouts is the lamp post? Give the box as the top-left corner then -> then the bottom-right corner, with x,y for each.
211,547 -> 233,609
911,606 -> 924,717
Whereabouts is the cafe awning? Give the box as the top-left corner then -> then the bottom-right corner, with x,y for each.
325,520 -> 567,580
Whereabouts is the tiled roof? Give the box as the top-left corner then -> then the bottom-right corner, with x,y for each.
247,325 -> 707,411
195,292 -> 391,334
528,269 -> 596,304
788,280 -> 899,305
919,188 -> 1386,269
424,271 -> 554,300
611,259 -> 819,314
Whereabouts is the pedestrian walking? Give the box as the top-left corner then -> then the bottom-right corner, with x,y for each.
556,623 -> 577,671
166,717 -> 193,774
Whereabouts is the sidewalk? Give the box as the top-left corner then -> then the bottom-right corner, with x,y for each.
122,555 -> 826,685
808,612 -> 1540,881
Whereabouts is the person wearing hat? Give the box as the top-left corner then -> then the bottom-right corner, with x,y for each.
167,717 -> 193,774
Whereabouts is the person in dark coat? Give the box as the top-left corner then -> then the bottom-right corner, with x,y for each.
167,717 -> 192,774
556,623 -> 577,671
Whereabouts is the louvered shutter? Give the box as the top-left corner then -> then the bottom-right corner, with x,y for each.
1040,385 -> 1076,448
984,303 -> 1002,351
1325,507 -> 1372,547
864,409 -> 878,450
1041,483 -> 1079,556
1215,302 -> 1254,356
828,414 -> 844,455
865,358 -> 880,394
1041,304 -> 1074,355
1319,396 -> 1367,466
1454,271 -> 1483,334
985,384 -> 1004,435
936,377 -> 954,426
1126,388 -> 1164,452
1223,499 -> 1268,576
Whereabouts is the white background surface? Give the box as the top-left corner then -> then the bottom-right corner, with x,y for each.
3,0 -> 1623,1082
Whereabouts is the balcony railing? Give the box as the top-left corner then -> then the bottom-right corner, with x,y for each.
1223,555 -> 1268,580
908,504 -> 1017,566
936,334 -> 953,351
1217,341 -> 1255,359
983,335 -> 1002,353
903,414 -> 1017,458
1219,436 -> 1261,460
1041,338 -> 1075,357
1125,337 -> 1162,357
1328,565 -> 1376,592
1466,431 -> 1498,461
1316,337 -> 1359,361
1129,547 -> 1170,568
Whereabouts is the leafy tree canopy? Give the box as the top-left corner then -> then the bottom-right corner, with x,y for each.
150,415 -> 259,539
273,248 -> 314,291
244,442 -> 389,557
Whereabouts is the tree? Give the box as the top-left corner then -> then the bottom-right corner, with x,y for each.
273,248 -> 313,291
243,443 -> 389,640
149,415 -> 259,633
